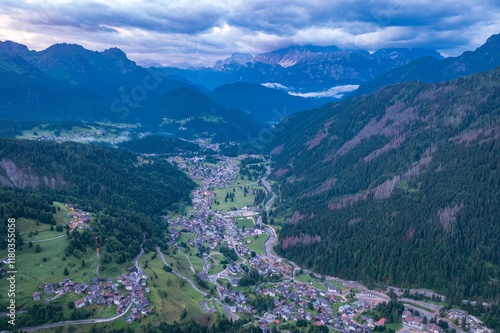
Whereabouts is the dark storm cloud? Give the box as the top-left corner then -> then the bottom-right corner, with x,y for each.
0,0 -> 499,66
1,0 -> 227,34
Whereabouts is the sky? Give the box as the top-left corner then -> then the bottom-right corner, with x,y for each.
0,0 -> 499,68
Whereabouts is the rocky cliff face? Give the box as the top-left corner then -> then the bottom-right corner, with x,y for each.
0,158 -> 62,189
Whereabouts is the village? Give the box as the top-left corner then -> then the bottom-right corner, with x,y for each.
33,129 -> 107,142
162,154 -> 494,333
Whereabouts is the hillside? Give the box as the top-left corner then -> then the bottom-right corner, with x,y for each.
0,41 -> 205,123
119,135 -> 202,154
142,88 -> 266,142
209,82 -> 328,122
0,137 -> 195,215
356,33 -> 500,96
267,68 -> 500,301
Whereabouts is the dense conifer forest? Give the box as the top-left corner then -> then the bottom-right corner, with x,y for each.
268,68 -> 500,302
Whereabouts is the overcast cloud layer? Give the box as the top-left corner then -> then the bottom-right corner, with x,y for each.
0,0 -> 499,67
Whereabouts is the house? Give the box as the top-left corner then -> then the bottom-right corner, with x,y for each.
402,310 -> 412,319
32,292 -> 41,302
403,316 -> 423,330
376,318 -> 386,326
228,264 -> 238,275
75,299 -> 86,309
426,323 -> 444,333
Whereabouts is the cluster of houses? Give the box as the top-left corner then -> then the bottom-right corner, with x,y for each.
220,287 -> 254,314
253,280 -> 374,330
244,255 -> 294,278
169,213 -> 227,252
168,155 -> 239,189
31,271 -> 152,321
191,188 -> 215,213
444,309 -> 490,333
401,310 -> 452,333
35,129 -> 106,141
33,277 -> 91,301
267,258 -> 294,277
402,310 -> 426,330
193,138 -> 221,152
65,203 -> 91,230
399,307 -> 491,333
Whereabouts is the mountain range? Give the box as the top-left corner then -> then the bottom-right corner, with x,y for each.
1,34 -> 500,140
159,45 -> 443,92
0,41 -> 267,140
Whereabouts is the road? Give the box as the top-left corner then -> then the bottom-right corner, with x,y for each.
400,298 -> 443,315
155,244 -> 238,320
259,166 -> 279,260
20,236 -> 147,331
23,226 -> 76,243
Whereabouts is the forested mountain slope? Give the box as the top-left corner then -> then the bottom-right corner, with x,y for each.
142,87 -> 266,142
268,68 -> 500,301
0,137 -> 195,215
209,82 -> 327,122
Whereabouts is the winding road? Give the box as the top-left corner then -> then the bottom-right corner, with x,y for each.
155,244 -> 238,320
259,165 -> 278,258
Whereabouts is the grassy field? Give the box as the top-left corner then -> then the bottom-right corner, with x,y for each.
143,256 -> 216,326
208,264 -> 226,276
236,217 -> 254,229
178,231 -> 196,245
244,234 -> 269,255
17,218 -> 67,241
0,233 -> 99,309
188,254 -> 205,272
207,254 -> 227,275
328,280 -> 349,290
211,178 -> 263,212
386,322 -> 403,331
18,202 -> 72,241
163,251 -> 195,277
312,282 -> 327,292
295,273 -> 317,283
17,124 -> 97,140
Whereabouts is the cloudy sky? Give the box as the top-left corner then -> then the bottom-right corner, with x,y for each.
0,0 -> 499,67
